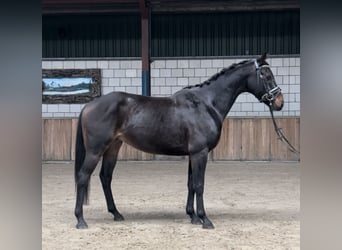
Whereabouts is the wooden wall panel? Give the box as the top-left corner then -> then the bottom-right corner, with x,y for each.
270,118 -> 300,161
71,119 -> 78,161
42,118 -> 300,161
212,118 -> 300,161
212,119 -> 242,160
241,119 -> 256,160
257,118 -> 272,160
240,119 -> 271,160
42,119 -> 72,160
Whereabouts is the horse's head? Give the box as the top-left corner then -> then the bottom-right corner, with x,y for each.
247,53 -> 284,111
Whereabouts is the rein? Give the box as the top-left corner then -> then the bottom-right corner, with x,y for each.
269,106 -> 300,155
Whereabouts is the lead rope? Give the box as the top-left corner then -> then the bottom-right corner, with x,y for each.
269,106 -> 300,155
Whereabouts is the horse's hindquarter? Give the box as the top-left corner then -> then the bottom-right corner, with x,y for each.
116,92 -> 222,155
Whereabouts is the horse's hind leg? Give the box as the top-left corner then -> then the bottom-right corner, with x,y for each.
100,140 -> 124,221
75,153 -> 100,229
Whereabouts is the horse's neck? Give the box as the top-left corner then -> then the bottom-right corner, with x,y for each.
203,68 -> 248,119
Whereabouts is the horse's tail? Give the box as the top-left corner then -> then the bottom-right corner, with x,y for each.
74,110 -> 89,205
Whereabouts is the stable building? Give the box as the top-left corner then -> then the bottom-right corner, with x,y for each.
42,0 -> 300,161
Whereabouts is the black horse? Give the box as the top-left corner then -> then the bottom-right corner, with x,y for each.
74,53 -> 284,229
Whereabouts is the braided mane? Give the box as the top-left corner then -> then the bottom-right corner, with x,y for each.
183,59 -> 250,89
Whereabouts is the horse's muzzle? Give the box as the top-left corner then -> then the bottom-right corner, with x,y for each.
271,93 -> 284,111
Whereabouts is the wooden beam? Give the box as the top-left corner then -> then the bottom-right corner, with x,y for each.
140,0 -> 151,96
42,0 -> 299,14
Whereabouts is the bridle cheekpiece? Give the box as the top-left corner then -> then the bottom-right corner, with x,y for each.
254,60 -> 282,103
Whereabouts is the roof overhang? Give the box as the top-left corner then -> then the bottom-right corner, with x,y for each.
42,0 -> 300,15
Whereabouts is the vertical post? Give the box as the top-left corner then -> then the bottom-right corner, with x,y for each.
140,0 -> 150,96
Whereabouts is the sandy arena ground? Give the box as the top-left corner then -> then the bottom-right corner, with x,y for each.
42,161 -> 299,250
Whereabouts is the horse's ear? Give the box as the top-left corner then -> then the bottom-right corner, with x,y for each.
257,52 -> 268,65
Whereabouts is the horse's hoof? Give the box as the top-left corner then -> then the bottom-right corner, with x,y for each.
76,221 -> 88,229
202,219 -> 215,229
114,214 -> 125,221
202,223 -> 215,229
191,215 -> 202,225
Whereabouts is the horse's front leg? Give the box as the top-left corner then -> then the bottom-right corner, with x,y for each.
189,148 -> 215,229
186,159 -> 202,225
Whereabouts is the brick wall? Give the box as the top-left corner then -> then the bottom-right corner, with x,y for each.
42,56 -> 300,118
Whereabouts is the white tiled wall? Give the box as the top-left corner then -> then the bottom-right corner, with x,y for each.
42,57 -> 300,118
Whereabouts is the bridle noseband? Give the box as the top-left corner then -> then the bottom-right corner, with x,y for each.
254,60 -> 282,103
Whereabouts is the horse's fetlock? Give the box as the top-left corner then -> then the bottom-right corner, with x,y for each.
186,207 -> 194,215
197,208 -> 206,218
74,208 -> 81,217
